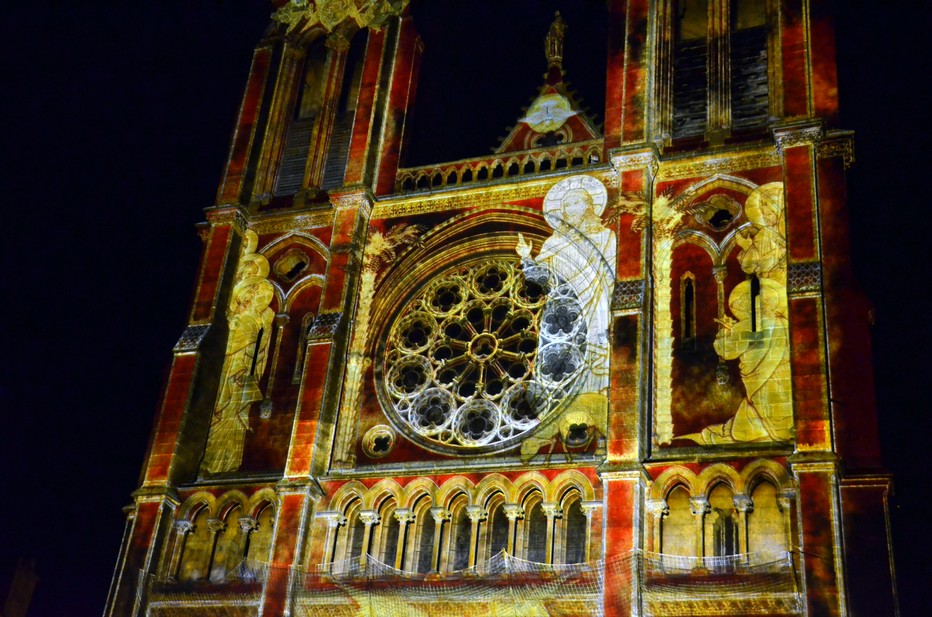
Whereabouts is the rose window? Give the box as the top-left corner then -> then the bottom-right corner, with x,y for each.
378,258 -> 587,454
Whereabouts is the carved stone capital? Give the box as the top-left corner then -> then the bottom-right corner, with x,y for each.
206,518 -> 227,534
733,494 -> 754,513
466,506 -> 488,523
689,497 -> 710,516
646,498 -> 669,518
430,507 -> 452,523
359,510 -> 381,526
238,517 -> 259,534
318,511 -> 347,528
541,502 -> 563,519
712,265 -> 728,283
393,508 -> 416,525
610,150 -> 657,174
275,313 -> 291,328
817,135 -> 855,169
503,504 -> 525,521
174,519 -> 195,535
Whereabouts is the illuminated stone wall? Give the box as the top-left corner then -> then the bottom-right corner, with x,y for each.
105,3 -> 897,616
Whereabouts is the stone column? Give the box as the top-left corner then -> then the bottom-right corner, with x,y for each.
465,506 -> 488,569
503,504 -> 524,557
318,511 -> 347,572
358,510 -> 381,569
778,490 -> 795,555
689,497 -> 710,562
393,509 -> 416,570
205,518 -> 227,581
580,501 -> 603,562
733,494 -> 753,557
645,498 -> 669,554
260,314 -> 290,418
167,520 -> 194,581
429,507 -> 451,573
238,517 -> 259,570
541,502 -> 563,565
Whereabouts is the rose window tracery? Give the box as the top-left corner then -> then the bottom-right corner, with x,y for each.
378,258 -> 587,453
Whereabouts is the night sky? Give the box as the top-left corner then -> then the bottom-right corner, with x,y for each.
2,2 -> 928,615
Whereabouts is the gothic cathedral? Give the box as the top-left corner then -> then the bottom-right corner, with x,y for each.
105,2 -> 897,615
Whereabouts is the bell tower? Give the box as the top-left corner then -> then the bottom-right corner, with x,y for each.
106,3 -> 897,616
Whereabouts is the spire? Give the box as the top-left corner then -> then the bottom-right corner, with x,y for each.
545,11 -> 566,70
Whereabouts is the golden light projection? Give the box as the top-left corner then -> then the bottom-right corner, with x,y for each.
201,231 -> 275,474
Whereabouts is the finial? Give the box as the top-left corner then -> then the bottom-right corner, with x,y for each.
545,11 -> 566,70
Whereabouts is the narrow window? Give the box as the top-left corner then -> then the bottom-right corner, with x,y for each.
681,272 -> 697,349
247,504 -> 274,565
730,0 -> 769,129
524,494 -> 547,563
562,495 -> 588,564
178,507 -> 211,582
487,499 -> 509,558
413,497 -> 435,574
661,486 -> 693,559
275,38 -> 327,196
672,0 -> 709,137
706,483 -> 738,559
447,496 -> 471,571
321,30 -> 367,190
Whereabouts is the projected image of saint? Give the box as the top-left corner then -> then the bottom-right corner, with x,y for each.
516,175 -> 616,430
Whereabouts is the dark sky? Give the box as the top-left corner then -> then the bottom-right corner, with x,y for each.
2,2 -> 928,615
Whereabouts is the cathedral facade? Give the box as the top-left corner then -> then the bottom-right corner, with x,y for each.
105,2 -> 897,615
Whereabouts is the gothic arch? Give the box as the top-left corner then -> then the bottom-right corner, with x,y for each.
179,492 -> 216,520
328,480 -> 368,513
364,478 -> 405,510
741,459 -> 792,493
475,474 -> 513,507
672,174 -> 758,210
651,466 -> 699,500
697,463 -> 744,497
215,490 -> 249,519
550,469 -> 596,503
246,488 -> 278,519
436,476 -> 476,509
512,471 -> 550,504
401,477 -> 439,509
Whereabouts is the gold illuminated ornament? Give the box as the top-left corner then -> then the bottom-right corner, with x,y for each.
520,93 -> 576,133
272,0 -> 409,34
201,231 -> 275,475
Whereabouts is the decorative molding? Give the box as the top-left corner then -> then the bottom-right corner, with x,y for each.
787,261 -> 822,295
250,211 -> 335,234
359,510 -> 381,526
817,136 -> 856,169
610,150 -> 657,174
541,502 -> 563,519
773,124 -> 823,153
612,278 -> 645,311
205,207 -> 248,232
173,324 -> 210,354
307,311 -> 342,340
174,520 -> 195,535
656,149 -> 781,181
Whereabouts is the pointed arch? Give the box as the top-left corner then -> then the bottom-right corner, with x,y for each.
697,463 -> 744,497
651,466 -> 699,500
364,478 -> 405,511
550,469 -> 596,503
402,477 -> 439,509
436,476 -> 477,509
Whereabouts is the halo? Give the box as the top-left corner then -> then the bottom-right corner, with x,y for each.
543,175 -> 608,228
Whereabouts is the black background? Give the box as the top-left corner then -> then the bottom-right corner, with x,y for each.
1,2 -> 927,615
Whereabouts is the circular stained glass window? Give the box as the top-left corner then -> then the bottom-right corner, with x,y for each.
377,257 -> 587,454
